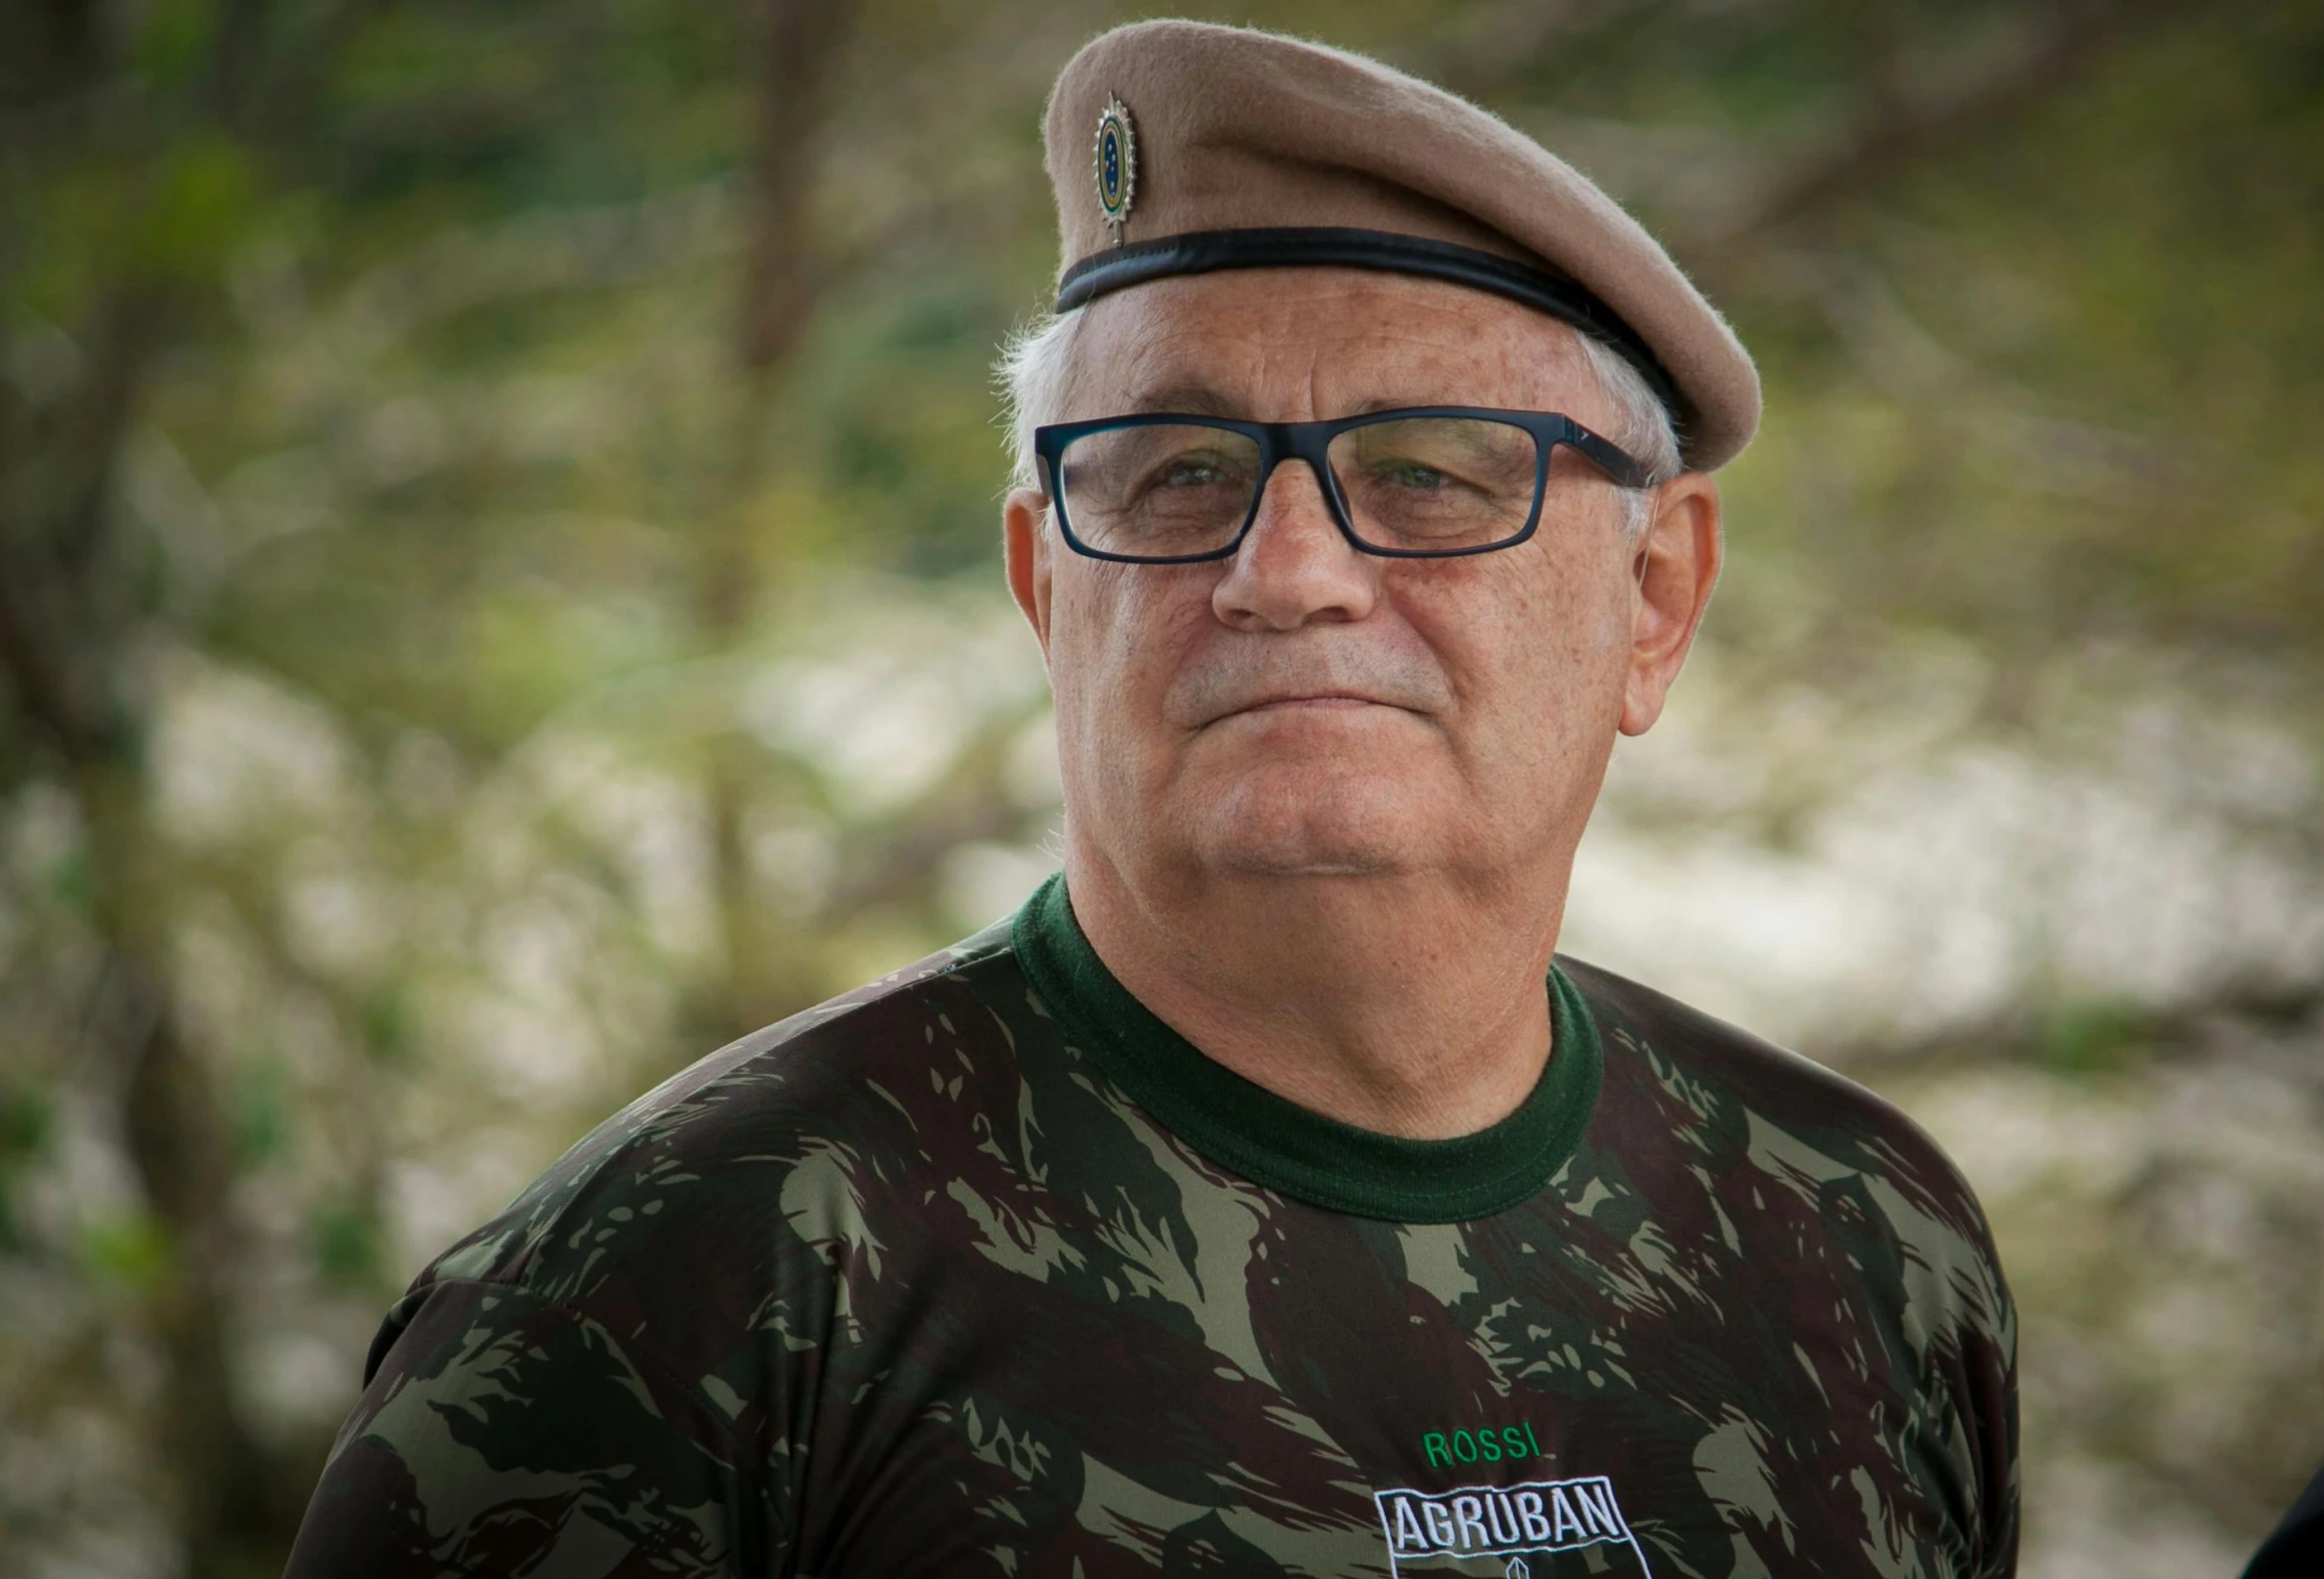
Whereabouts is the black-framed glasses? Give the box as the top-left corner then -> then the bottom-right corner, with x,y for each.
1034,406 -> 1650,564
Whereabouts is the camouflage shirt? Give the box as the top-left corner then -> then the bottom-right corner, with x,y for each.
289,874 -> 2018,1577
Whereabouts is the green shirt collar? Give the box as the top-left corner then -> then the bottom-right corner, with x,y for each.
1011,872 -> 1602,1224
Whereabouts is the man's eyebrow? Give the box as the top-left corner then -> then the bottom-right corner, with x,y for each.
1109,386 -> 1473,419
1116,382 -> 1244,417
1344,393 -> 1462,416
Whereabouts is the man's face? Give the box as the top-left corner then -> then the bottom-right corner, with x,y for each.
1005,268 -> 1716,901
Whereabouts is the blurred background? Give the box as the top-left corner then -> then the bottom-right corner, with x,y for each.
2,0 -> 2320,1574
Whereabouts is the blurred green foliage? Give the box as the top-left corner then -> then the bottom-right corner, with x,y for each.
81,1211 -> 174,1295
2039,1001 -> 2149,1077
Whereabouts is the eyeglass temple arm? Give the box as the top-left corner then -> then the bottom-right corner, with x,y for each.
1560,421 -> 1655,490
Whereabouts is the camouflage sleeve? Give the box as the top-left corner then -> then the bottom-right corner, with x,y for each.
1971,1200 -> 2023,1577
284,1278 -> 768,1577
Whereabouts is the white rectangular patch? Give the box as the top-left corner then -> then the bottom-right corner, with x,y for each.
1371,1476 -> 1653,1575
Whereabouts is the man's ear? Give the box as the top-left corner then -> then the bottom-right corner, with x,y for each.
1620,472 -> 1721,737
1003,487 -> 1055,661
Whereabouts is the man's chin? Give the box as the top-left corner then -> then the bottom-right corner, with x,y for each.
1183,783 -> 1431,880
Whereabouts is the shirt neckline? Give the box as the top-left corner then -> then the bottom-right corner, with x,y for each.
1010,872 -> 1602,1223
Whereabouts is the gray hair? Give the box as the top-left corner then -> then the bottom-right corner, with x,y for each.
994,304 -> 1683,538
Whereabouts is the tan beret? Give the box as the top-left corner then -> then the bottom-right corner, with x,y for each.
1043,21 -> 1760,472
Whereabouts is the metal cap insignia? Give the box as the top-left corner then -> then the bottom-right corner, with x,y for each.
1093,94 -> 1137,246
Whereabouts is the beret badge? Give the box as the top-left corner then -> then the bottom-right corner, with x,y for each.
1092,93 -> 1138,246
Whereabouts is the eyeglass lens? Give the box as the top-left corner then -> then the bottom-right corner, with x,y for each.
1055,417 -> 1544,559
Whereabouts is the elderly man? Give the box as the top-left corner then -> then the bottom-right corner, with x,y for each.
290,21 -> 2016,1578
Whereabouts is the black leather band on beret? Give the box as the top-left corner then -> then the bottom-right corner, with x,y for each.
1056,226 -> 1682,425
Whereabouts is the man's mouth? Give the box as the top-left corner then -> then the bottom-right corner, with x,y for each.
1168,646 -> 1452,732
1212,691 -> 1406,725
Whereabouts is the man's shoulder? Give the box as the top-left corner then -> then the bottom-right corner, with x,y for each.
1564,955 -> 1918,1135
1559,954 -> 2003,1263
411,916 -> 1034,1303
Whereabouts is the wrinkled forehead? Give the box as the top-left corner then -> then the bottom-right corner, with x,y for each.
1063,267 -> 1615,428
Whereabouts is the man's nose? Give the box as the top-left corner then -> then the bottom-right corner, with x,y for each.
1210,459 -> 1380,632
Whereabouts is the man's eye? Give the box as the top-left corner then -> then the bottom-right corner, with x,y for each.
1379,461 -> 1449,490
1161,457 -> 1228,487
